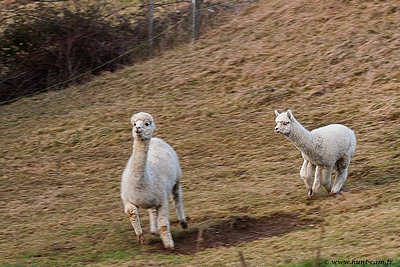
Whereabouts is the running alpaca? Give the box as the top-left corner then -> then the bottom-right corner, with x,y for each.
274,109 -> 356,198
121,112 -> 188,250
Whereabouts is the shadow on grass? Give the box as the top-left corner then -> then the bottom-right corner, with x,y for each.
148,212 -> 320,255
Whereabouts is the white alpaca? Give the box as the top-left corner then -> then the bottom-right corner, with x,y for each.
121,112 -> 188,250
274,109 -> 356,198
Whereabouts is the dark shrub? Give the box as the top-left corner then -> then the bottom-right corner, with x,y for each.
0,1 -> 149,103
0,0 -> 228,104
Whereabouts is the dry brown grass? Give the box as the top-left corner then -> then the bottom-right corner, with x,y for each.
1,0 -> 399,266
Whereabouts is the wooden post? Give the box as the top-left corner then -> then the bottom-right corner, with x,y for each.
238,251 -> 248,267
148,0 -> 154,56
192,0 -> 202,43
191,0 -> 196,44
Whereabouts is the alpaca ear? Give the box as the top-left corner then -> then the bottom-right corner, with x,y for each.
274,110 -> 280,116
287,109 -> 293,120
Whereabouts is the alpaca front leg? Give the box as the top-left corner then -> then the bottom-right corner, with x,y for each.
299,160 -> 315,197
310,166 -> 322,198
157,203 -> 174,250
172,182 -> 188,229
124,203 -> 144,244
148,207 -> 158,236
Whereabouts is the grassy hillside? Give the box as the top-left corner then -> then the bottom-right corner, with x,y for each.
1,0 -> 399,266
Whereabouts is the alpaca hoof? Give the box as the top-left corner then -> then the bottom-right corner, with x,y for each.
330,189 -> 341,196
137,233 -> 145,244
150,231 -> 159,236
307,189 -> 313,198
181,221 -> 188,229
165,245 -> 175,250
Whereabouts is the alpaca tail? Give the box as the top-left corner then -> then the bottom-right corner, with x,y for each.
349,130 -> 357,158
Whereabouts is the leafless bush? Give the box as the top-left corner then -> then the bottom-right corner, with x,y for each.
0,0 -> 184,103
0,0 -> 241,104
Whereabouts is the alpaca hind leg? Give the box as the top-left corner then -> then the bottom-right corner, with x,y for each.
330,168 -> 348,195
299,160 -> 315,197
320,167 -> 333,193
331,168 -> 349,195
172,181 -> 188,229
157,203 -> 174,250
124,203 -> 144,244
148,207 -> 158,235
330,158 -> 350,195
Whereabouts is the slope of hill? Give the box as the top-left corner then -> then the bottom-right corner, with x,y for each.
0,0 -> 399,266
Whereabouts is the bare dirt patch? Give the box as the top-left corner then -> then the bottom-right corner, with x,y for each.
149,212 -> 317,255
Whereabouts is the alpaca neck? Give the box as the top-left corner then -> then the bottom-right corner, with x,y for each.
130,138 -> 151,187
286,118 -> 316,153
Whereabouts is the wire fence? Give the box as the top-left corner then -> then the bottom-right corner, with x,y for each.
0,0 -> 254,105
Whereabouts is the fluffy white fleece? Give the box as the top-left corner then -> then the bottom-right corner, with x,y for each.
274,109 -> 356,198
121,112 -> 187,250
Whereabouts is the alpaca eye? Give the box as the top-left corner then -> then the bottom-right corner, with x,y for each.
133,123 -> 136,126
145,122 -> 150,126
283,122 -> 290,126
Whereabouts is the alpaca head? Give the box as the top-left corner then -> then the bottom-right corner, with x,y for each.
274,109 -> 294,135
130,112 -> 156,140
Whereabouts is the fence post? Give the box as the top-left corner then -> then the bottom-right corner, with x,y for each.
192,0 -> 203,43
148,0 -> 154,56
191,0 -> 196,43
238,251 -> 248,267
